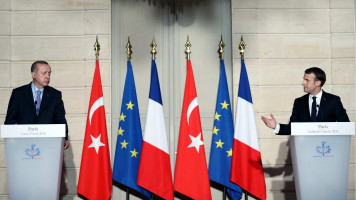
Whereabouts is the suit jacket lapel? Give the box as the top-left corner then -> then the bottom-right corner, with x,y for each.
26,83 -> 37,115
317,91 -> 328,121
302,94 -> 311,121
39,86 -> 50,116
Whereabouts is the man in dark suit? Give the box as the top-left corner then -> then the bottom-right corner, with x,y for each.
261,67 -> 349,135
4,61 -> 70,149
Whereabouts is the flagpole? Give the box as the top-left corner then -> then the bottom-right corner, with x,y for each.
244,191 -> 249,200
218,35 -> 229,200
176,35 -> 212,200
218,35 -> 225,60
151,37 -> 157,60
223,187 -> 227,200
94,35 -> 100,61
125,36 -> 132,200
240,35 -> 248,200
126,36 -> 133,61
149,38 -> 156,200
239,35 -> 246,60
185,35 -> 192,60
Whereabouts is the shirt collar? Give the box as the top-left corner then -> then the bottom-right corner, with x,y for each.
309,90 -> 323,100
31,82 -> 44,93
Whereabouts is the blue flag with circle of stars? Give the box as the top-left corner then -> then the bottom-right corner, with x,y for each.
209,60 -> 243,199
112,61 -> 151,199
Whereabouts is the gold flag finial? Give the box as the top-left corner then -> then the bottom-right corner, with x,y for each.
126,37 -> 133,61
218,35 -> 225,60
94,36 -> 100,60
150,37 -> 157,60
239,36 -> 246,60
185,36 -> 192,60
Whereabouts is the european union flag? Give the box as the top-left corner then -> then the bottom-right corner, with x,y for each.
209,60 -> 243,199
112,61 -> 151,199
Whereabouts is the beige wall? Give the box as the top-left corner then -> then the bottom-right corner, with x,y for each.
0,0 -> 111,199
232,0 -> 355,199
0,0 -> 355,199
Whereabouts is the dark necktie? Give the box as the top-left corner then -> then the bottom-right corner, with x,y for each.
311,96 -> 317,122
36,90 -> 42,116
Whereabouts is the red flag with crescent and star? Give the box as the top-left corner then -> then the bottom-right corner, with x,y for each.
77,60 -> 112,200
174,60 -> 212,200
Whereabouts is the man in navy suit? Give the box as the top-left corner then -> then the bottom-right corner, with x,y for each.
261,67 -> 349,135
5,61 -> 70,149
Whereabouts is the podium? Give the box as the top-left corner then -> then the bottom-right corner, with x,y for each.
0,124 -> 65,200
290,122 -> 355,200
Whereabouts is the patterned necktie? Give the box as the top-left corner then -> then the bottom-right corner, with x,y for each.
36,90 -> 42,116
311,96 -> 317,122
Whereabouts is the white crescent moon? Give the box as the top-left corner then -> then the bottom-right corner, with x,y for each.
89,97 -> 104,125
187,97 -> 198,125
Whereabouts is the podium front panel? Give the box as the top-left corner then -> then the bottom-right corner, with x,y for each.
291,135 -> 351,200
5,137 -> 64,200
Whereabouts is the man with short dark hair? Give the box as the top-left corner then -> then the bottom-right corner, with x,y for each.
261,67 -> 349,135
5,61 -> 70,149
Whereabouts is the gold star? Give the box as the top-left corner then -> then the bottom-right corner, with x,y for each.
130,149 -> 138,158
119,112 -> 126,122
227,148 -> 233,157
215,139 -> 224,148
220,100 -> 229,109
126,101 -> 134,110
118,127 -> 124,136
212,126 -> 219,135
214,112 -> 221,121
121,140 -> 128,149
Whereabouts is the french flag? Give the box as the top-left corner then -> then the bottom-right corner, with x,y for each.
231,59 -> 266,200
137,60 -> 174,200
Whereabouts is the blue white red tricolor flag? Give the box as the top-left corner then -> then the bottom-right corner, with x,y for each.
231,59 -> 266,200
137,60 -> 174,200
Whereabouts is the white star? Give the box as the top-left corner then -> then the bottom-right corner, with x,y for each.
188,132 -> 204,153
88,134 -> 105,154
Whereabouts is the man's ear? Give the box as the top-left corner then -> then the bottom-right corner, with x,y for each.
31,72 -> 35,79
315,80 -> 321,87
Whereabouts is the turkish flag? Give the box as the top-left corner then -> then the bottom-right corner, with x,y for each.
174,60 -> 212,200
77,60 -> 112,200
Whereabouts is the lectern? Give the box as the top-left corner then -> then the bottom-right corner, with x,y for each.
0,124 -> 65,200
291,122 -> 355,200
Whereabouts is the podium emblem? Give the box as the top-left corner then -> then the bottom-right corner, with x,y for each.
315,141 -> 333,157
25,144 -> 41,159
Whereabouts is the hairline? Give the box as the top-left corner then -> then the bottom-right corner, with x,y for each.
31,61 -> 50,73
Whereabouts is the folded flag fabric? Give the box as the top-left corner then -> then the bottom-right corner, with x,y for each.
112,61 -> 151,199
137,60 -> 174,200
77,60 -> 112,200
209,59 -> 243,199
231,59 -> 266,200
174,60 -> 212,200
